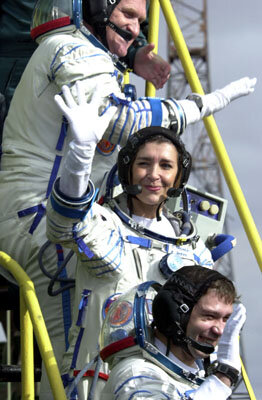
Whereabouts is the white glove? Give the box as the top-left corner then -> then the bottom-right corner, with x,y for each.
217,303 -> 246,372
200,77 -> 257,117
169,77 -> 256,128
54,80 -> 117,145
54,81 -> 117,198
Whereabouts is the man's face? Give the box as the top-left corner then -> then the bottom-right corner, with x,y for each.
106,0 -> 147,57
186,289 -> 233,360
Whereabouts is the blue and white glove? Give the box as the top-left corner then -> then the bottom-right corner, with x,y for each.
54,81 -> 117,197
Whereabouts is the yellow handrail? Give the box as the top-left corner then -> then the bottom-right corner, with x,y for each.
20,292 -> 35,398
146,0 -> 160,97
241,359 -> 257,400
0,251 -> 67,400
156,0 -> 262,272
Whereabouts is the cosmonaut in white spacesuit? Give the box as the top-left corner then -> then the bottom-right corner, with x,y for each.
100,265 -> 246,400
45,82 -> 246,399
0,0 -> 256,398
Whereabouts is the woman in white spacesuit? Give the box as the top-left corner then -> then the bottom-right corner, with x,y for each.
45,82 -> 245,399
100,265 -> 246,400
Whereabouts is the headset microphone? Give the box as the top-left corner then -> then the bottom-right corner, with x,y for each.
186,337 -> 215,355
166,187 -> 182,198
125,184 -> 142,196
107,21 -> 133,41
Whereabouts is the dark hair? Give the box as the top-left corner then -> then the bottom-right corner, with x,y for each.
163,265 -> 237,305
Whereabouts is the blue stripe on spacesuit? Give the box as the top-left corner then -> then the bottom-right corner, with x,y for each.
18,118 -> 68,232
70,326 -> 85,369
124,390 -> 153,399
75,237 -> 95,259
50,43 -> 86,79
111,105 -> 130,144
134,101 -> 143,130
148,98 -> 163,126
193,248 -> 213,268
52,53 -> 109,79
176,388 -> 195,399
114,375 -> 157,396
193,254 -> 201,264
137,99 -> 151,130
107,94 -> 135,144
17,203 -> 46,235
126,235 -> 152,249
76,289 -> 91,327
107,229 -> 116,245
113,206 -> 191,246
50,42 -> 111,79
119,391 -> 170,400
127,104 -> 138,136
167,99 -> 186,135
108,94 -> 158,143
50,194 -> 90,220
83,234 -> 124,276
108,104 -> 124,143
83,30 -> 127,73
55,244 -> 71,350
46,118 -> 68,197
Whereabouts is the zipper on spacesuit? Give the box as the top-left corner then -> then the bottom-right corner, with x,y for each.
132,248 -> 143,280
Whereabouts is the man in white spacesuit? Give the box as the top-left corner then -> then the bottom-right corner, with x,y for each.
0,0 -> 256,397
100,265 -> 246,400
46,83 -> 246,399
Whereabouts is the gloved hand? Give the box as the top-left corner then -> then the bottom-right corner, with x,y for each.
54,80 -> 117,198
170,77 -> 256,128
200,77 -> 257,117
217,303 -> 246,372
54,80 -> 117,145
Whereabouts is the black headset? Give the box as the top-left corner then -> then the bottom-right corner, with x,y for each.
152,265 -> 233,355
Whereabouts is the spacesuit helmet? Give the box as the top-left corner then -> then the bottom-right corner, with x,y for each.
30,0 -> 131,44
99,281 -> 160,365
152,265 -> 236,355
31,0 -> 78,39
117,126 -> 192,198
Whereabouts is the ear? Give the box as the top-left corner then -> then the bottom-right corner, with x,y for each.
152,290 -> 181,336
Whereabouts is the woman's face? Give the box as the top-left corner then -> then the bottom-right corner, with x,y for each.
131,141 -> 179,218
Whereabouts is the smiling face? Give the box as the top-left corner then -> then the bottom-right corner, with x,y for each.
106,0 -> 147,57
130,140 -> 179,218
185,289 -> 233,361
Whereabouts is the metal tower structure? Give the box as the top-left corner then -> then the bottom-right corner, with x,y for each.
167,2 -> 251,398
167,0 -> 234,280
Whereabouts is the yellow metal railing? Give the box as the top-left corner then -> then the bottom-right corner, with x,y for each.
241,359 -> 257,400
146,0 -> 262,274
0,251 -> 67,400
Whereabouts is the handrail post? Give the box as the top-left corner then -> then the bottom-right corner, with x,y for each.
0,252 -> 67,400
146,0 -> 160,97
20,289 -> 35,399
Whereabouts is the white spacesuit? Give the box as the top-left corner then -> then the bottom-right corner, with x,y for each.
99,270 -> 246,400
43,73 -> 251,398
46,169 -> 213,399
0,1 -> 255,398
